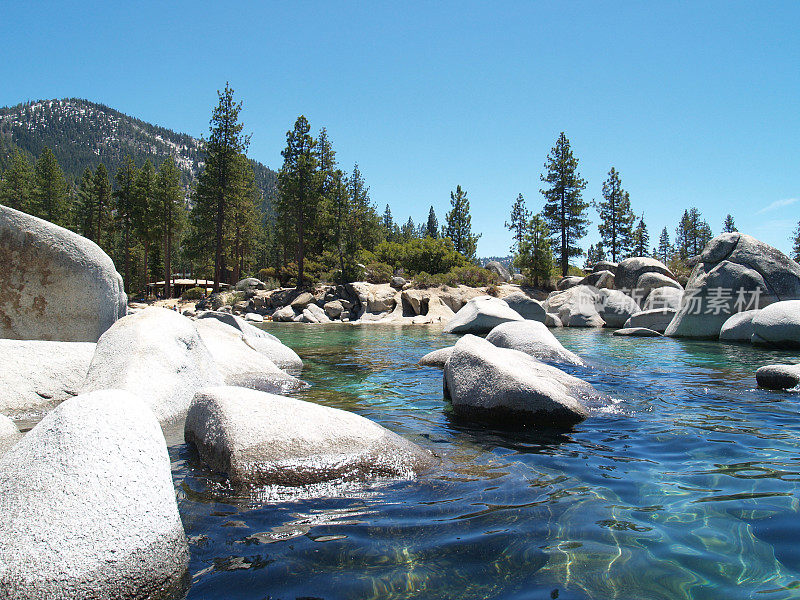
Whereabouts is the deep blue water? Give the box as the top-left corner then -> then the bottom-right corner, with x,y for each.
171,324 -> 800,600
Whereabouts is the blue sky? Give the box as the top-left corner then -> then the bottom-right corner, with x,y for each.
1,1 -> 798,257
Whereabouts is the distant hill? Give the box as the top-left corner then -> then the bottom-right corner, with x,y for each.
0,98 -> 277,218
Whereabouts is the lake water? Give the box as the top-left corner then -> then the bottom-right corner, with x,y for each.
171,324 -> 800,599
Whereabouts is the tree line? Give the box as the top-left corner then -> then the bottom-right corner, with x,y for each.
0,84 -> 485,295
505,131 -> 747,284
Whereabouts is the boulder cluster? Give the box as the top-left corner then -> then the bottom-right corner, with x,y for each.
0,205 -> 434,599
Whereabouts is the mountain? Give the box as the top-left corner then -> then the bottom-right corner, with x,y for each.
0,98 -> 277,218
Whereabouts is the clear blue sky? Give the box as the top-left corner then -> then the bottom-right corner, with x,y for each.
1,1 -> 798,257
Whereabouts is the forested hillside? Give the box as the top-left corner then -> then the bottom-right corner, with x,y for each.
0,98 -> 277,214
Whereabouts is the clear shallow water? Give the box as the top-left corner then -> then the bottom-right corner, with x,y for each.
171,324 -> 800,600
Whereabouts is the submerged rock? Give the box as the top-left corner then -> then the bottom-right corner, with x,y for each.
0,205 -> 127,342
81,307 -> 222,424
719,310 -> 760,342
0,339 -> 95,416
613,327 -> 663,337
751,301 -> 800,348
443,335 -> 592,426
418,346 -> 454,368
194,318 -> 304,393
485,321 -> 585,366
0,415 -> 20,457
185,386 -> 435,486
502,292 -> 546,322
756,364 -> 800,390
666,233 -> 800,338
0,390 -> 188,599
443,296 -> 523,334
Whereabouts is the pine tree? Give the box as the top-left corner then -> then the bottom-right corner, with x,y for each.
657,227 -> 671,263
443,185 -> 480,259
92,163 -> 113,251
631,214 -> 650,256
75,167 -> 95,239
540,132 -> 589,276
0,150 -> 34,212
505,193 -> 530,255
687,207 -> 711,255
675,210 -> 692,260
225,154 -> 260,284
596,167 -> 635,262
382,204 -> 395,240
154,158 -> 185,298
584,244 -> 597,270
193,83 -> 251,291
723,214 -> 737,233
113,155 -> 137,292
33,146 -> 69,226
401,216 -> 416,241
425,206 -> 439,238
792,223 -> 800,262
133,160 -> 158,292
276,115 -> 319,288
516,214 -> 553,287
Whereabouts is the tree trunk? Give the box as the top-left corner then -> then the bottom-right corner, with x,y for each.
143,241 -> 149,299
164,227 -> 171,299
124,222 -> 130,294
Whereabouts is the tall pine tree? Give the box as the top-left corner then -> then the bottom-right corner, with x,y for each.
505,193 -> 530,256
113,155 -> 137,292
276,115 -> 319,288
516,214 -> 553,287
596,167 -> 635,261
540,132 -> 589,276
723,214 -> 737,233
425,206 -> 439,238
443,185 -> 480,260
631,214 -> 650,256
657,227 -> 671,263
33,146 -> 69,226
154,158 -> 185,298
92,163 -> 113,251
193,83 -> 251,291
0,150 -> 34,213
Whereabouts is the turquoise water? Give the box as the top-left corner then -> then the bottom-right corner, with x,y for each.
171,324 -> 800,599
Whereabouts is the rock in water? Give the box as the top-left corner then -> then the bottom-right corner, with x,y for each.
0,415 -> 20,457
185,386 -> 435,486
0,205 -> 127,342
0,339 -> 95,416
194,318 -> 305,393
615,257 -> 676,294
613,327 -> 663,337
443,296 -> 523,334
443,335 -> 592,426
597,289 -> 640,328
643,286 -> 683,311
0,390 -> 188,599
502,292 -> 546,322
485,261 -> 511,282
719,309 -> 760,342
82,307 -> 223,424
544,286 -> 605,328
418,346 -> 454,368
666,233 -> 800,338
752,300 -> 800,347
485,321 -> 585,366
623,308 -> 678,333
756,364 -> 800,390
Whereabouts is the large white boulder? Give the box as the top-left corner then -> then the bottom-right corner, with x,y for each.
615,257 -> 675,293
348,282 -> 398,316
443,335 -> 594,426
544,286 -> 605,328
485,321 -> 585,366
666,234 -> 800,338
185,386 -> 435,486
751,300 -> 800,347
81,307 -> 223,424
302,303 -> 331,323
0,339 -> 95,416
623,308 -> 678,333
272,305 -> 296,322
193,318 -> 304,393
643,286 -> 683,311
0,415 -> 20,457
485,260 -> 511,282
598,289 -> 641,328
719,310 -> 760,342
0,205 -> 127,342
502,292 -> 546,322
0,391 -> 188,599
634,272 -> 683,305
443,296 -> 523,334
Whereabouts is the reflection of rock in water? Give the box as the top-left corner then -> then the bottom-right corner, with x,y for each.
239,503 -> 377,545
